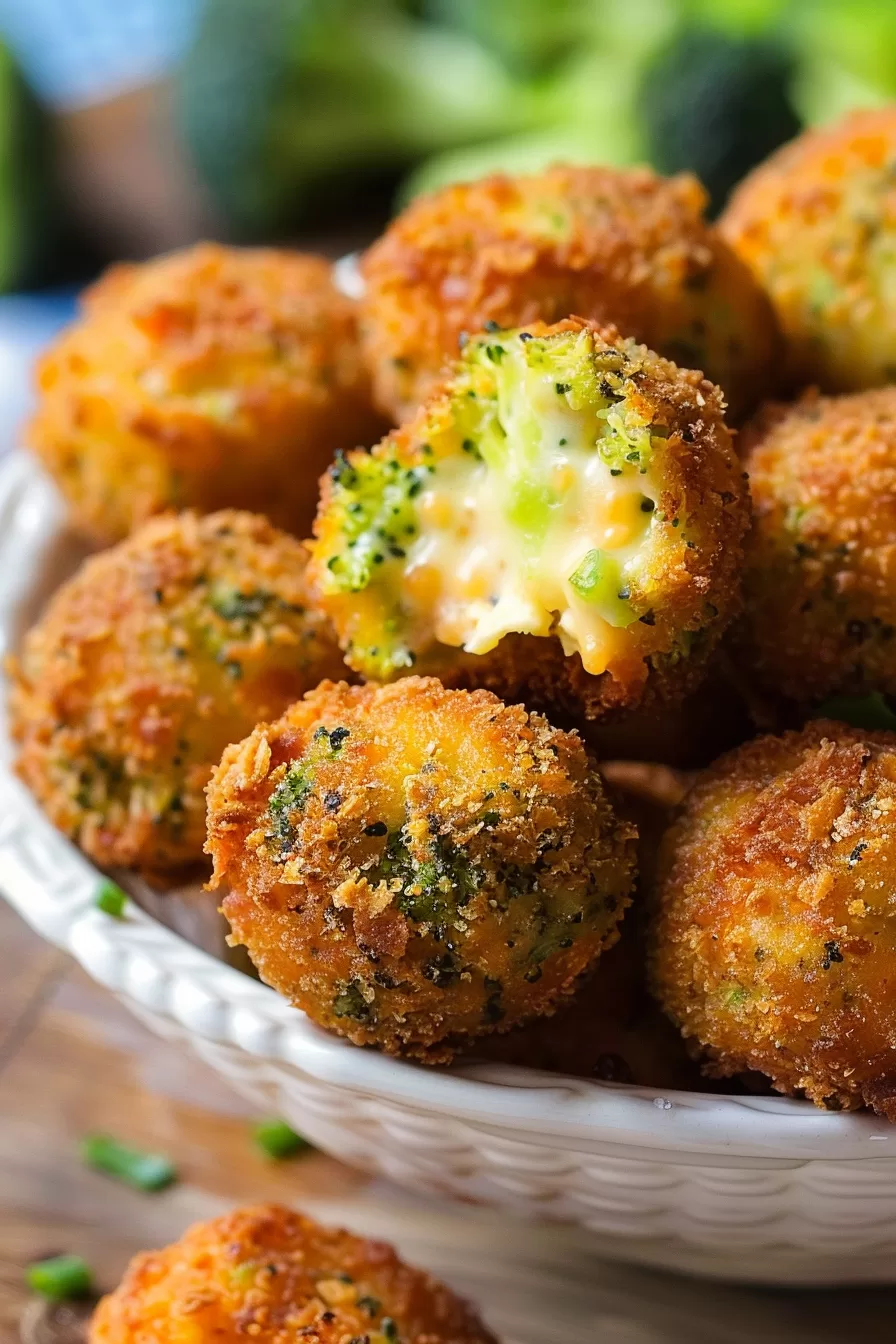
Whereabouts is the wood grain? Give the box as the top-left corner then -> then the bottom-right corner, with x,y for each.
2,898 -> 896,1344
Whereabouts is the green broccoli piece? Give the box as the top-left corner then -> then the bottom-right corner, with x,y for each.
640,26 -> 801,213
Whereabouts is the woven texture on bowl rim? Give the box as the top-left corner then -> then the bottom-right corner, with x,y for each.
7,449 -> 896,1284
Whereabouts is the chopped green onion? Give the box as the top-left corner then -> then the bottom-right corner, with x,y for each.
81,1134 -> 177,1191
94,880 -> 127,918
252,1118 -> 311,1160
26,1255 -> 93,1300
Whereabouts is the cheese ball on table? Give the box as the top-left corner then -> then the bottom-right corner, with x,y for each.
310,318 -> 749,723
206,677 -> 637,1062
737,387 -> 896,709
9,510 -> 345,877
722,107 -> 896,394
361,164 -> 780,423
649,722 -> 896,1118
90,1204 -> 496,1344
28,243 -> 384,544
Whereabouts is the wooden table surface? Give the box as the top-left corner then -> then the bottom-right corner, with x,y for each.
4,898 -> 896,1344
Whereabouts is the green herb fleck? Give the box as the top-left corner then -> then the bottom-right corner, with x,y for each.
333,981 -> 373,1023
268,762 -> 314,846
26,1255 -> 93,1301
95,880 -> 126,918
81,1134 -> 176,1192
821,941 -> 844,970
252,1118 -> 312,1160
209,586 -> 271,623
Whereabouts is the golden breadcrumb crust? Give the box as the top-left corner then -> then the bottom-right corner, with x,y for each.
722,107 -> 896,393
311,319 -> 749,723
737,385 -> 896,706
206,677 -> 636,1061
9,510 -> 345,877
29,243 -> 385,543
361,164 -> 779,422
649,722 -> 896,1118
90,1204 -> 496,1344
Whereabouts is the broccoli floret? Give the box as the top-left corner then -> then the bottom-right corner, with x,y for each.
640,26 -> 801,214
324,451 -> 429,593
176,0 -> 544,235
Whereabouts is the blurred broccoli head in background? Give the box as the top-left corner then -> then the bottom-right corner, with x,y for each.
174,0 -> 896,244
176,0 -> 545,236
641,26 -> 801,214
0,42 -> 64,291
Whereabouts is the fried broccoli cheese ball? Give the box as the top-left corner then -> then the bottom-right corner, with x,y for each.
722,107 -> 896,394
737,387 -> 896,708
28,243 -> 384,544
90,1204 -> 496,1344
310,318 -> 749,723
206,678 -> 637,1061
649,722 -> 896,1118
361,164 -> 780,423
9,510 -> 345,876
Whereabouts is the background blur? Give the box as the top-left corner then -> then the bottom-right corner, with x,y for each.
1,0 -> 896,289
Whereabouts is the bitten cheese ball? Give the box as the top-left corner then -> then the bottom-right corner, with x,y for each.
722,107 -> 896,393
649,722 -> 896,1118
9,510 -> 345,876
206,678 -> 637,1062
28,243 -> 384,543
737,387 -> 896,707
310,318 -> 749,723
90,1204 -> 496,1344
361,164 -> 779,423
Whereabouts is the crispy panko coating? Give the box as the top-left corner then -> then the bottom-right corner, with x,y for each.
28,243 -> 384,544
722,107 -> 896,394
310,318 -> 749,723
9,510 -> 345,876
90,1204 -> 496,1344
648,721 -> 896,1118
737,386 -> 896,707
206,677 -> 636,1062
479,761 -> 712,1092
361,164 -> 779,423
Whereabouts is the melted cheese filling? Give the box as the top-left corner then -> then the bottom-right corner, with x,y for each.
401,348 -> 659,677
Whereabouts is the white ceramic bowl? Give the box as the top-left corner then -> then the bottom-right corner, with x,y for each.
5,450 -> 896,1286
